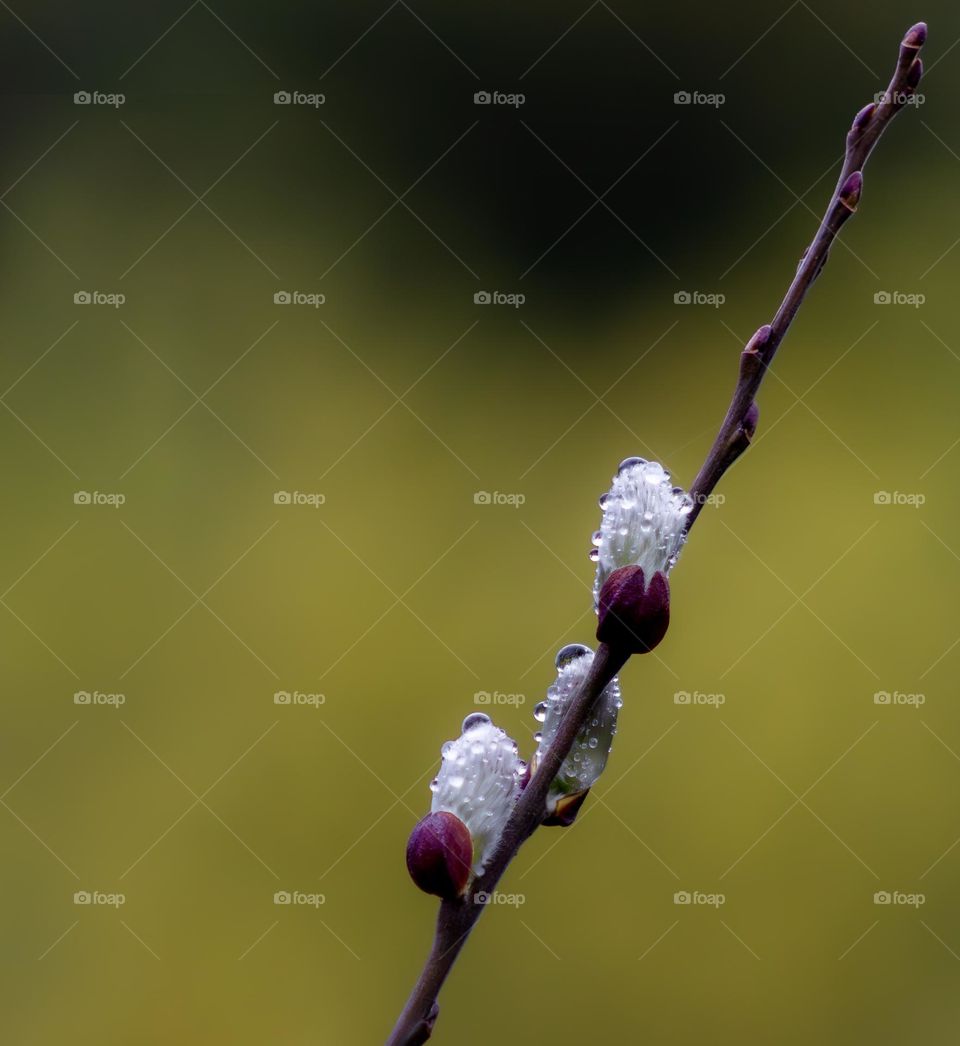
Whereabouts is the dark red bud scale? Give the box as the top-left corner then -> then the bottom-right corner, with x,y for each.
406,811 -> 473,900
596,566 -> 670,654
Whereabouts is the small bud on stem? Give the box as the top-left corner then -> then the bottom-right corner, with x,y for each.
596,566 -> 670,654
406,812 -> 473,900
839,171 -> 863,212
387,24 -> 928,1046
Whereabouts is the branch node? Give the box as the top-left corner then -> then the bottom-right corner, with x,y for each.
839,171 -> 863,212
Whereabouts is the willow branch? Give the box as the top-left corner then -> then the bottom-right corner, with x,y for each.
686,22 -> 926,530
386,21 -> 926,1045
387,645 -> 626,1045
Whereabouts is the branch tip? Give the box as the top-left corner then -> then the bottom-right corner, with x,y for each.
902,22 -> 927,50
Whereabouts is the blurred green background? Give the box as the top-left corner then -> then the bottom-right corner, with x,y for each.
0,2 -> 958,1043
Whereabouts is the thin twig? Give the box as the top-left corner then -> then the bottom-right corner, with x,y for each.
686,22 -> 926,529
387,644 -> 626,1045
386,22 -> 926,1045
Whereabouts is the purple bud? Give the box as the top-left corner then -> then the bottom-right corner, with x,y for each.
905,58 -> 923,91
742,401 -> 759,442
839,171 -> 863,211
542,789 -> 590,828
596,566 -> 670,654
406,811 -> 473,900
744,324 -> 772,357
902,22 -> 927,50
852,103 -> 875,132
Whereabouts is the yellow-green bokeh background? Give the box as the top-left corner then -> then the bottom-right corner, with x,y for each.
1,2 -> 958,1043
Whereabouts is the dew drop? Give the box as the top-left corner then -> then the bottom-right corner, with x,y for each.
462,712 -> 491,733
555,643 -> 592,669
618,456 -> 646,473
588,547 -> 599,562
533,701 -> 548,723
